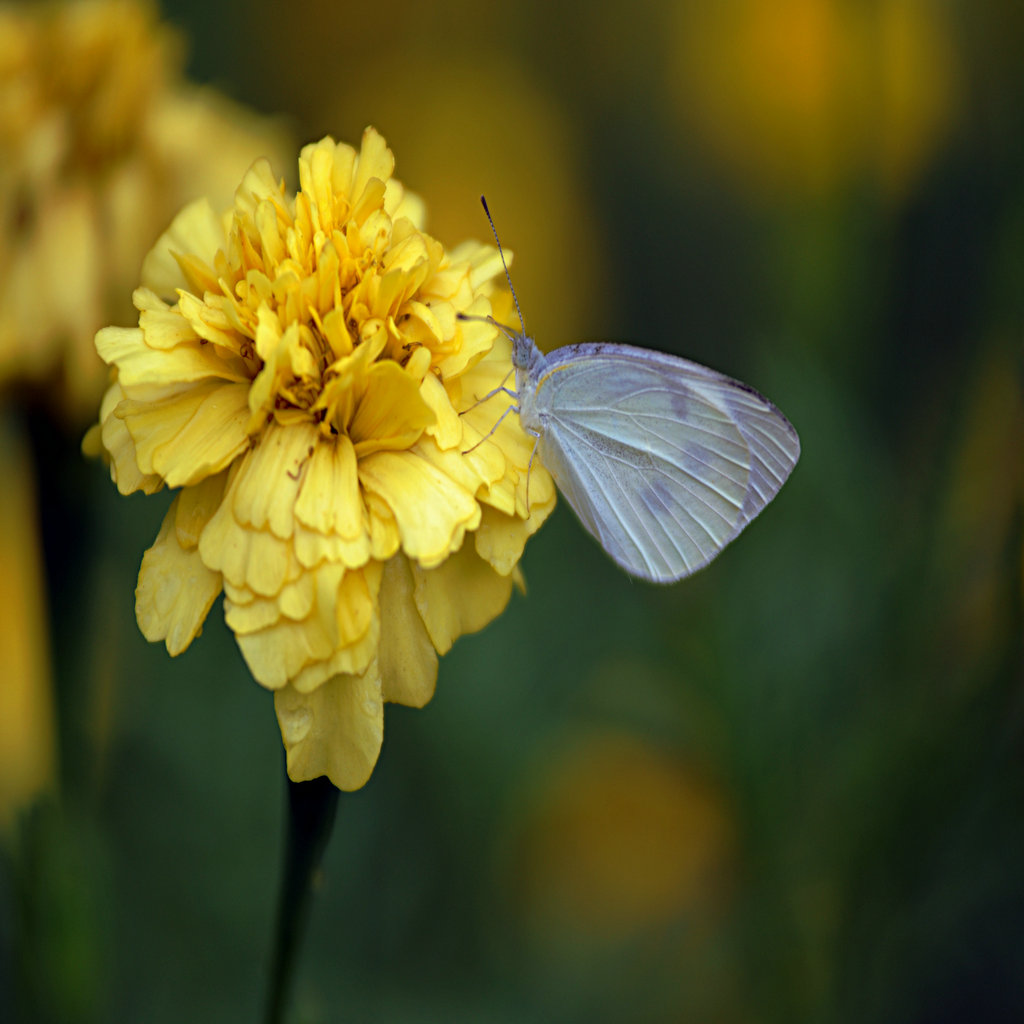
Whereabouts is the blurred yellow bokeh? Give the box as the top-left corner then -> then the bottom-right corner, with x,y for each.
0,0 -> 290,422
507,728 -> 735,946
0,414 -> 55,829
670,0 -> 961,199
935,345 -> 1024,673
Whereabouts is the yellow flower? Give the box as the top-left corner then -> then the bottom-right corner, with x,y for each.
0,0 -> 288,420
87,128 -> 556,790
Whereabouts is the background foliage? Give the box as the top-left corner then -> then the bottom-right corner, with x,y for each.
3,0 -> 1023,1021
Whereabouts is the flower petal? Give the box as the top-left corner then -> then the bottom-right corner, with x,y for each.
199,462 -> 300,597
293,434 -> 371,570
351,127 -> 395,214
136,497 -> 223,656
420,371 -> 463,451
122,380 -> 251,487
231,421 -> 316,537
136,288 -> 202,350
97,323 -> 249,388
349,360 -> 436,457
412,540 -> 517,655
274,664 -> 384,790
141,197 -> 226,299
358,450 -> 480,567
474,500 -> 555,576
231,561 -> 381,690
377,556 -> 438,708
175,470 -> 229,547
96,379 -> 164,495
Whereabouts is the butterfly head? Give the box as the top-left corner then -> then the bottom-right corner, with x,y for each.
512,330 -> 544,376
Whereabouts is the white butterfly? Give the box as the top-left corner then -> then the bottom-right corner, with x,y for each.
467,199 -> 801,584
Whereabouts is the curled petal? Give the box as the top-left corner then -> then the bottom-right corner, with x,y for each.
136,496 -> 223,656
96,380 -> 164,495
135,289 -> 202,350
412,540 -> 517,656
230,561 -> 381,690
359,450 -> 481,568
122,380 -> 251,487
141,197 -> 227,299
274,663 -> 384,790
349,360 -> 436,457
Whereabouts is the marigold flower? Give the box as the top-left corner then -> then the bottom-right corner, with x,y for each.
87,128 -> 556,789
0,0 -> 288,419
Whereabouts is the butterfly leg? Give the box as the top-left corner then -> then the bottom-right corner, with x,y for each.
459,374 -> 517,414
462,402 -> 520,454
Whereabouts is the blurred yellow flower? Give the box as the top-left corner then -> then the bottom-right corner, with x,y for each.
87,128 -> 555,789
935,346 -> 1024,671
0,413 -> 55,829
670,0 -> 961,199
0,0 -> 288,420
510,730 -> 735,942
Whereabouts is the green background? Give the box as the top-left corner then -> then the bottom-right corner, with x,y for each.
4,0 -> 1023,1021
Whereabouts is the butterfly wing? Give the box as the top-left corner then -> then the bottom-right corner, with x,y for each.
532,343 -> 800,583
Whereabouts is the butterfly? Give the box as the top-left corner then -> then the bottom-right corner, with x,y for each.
462,198 -> 800,584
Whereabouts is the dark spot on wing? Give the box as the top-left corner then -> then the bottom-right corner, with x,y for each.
667,385 -> 690,423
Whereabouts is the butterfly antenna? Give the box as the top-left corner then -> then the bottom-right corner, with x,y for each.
480,196 -> 526,338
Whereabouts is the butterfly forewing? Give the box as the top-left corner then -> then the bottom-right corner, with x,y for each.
532,345 -> 800,582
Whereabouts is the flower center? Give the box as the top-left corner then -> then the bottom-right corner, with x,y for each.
208,184 -> 438,449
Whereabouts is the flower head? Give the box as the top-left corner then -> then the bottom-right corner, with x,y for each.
88,128 -> 555,789
0,0 -> 288,419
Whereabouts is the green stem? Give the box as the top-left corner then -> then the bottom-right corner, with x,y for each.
264,773 -> 340,1024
